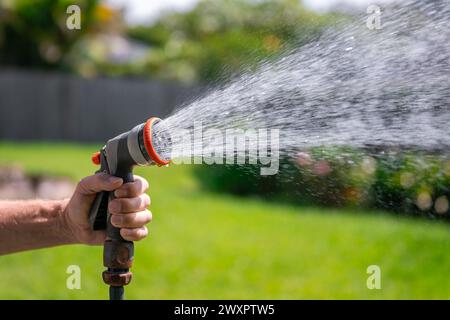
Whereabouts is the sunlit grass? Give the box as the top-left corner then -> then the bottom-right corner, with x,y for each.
0,142 -> 449,299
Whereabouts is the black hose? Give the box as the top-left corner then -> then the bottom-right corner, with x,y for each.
110,286 -> 124,300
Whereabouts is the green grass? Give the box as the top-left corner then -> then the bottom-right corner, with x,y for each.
0,141 -> 449,299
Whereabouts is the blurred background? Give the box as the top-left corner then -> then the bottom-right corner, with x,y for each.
0,0 -> 448,299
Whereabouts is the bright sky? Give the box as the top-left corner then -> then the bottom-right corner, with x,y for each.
303,0 -> 394,12
105,0 -> 394,24
105,0 -> 199,24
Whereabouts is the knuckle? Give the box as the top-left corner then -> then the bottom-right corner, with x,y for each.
108,199 -> 122,213
142,178 -> 149,191
120,229 -> 131,240
119,215 -> 132,226
128,198 -> 141,211
116,181 -> 136,197
78,176 -> 88,186
123,198 -> 136,211
110,215 -> 122,227
118,198 -> 139,212
137,227 -> 148,240
121,211 -> 150,228
145,210 -> 153,223
136,176 -> 149,191
77,176 -> 90,192
119,180 -> 143,197
122,227 -> 147,241
119,229 -> 132,241
116,184 -> 131,198
141,193 -> 151,206
130,181 -> 142,195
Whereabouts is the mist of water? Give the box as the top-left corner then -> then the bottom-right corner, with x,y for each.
155,0 -> 450,165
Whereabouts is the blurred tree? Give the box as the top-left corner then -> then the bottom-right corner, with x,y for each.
0,0 -> 99,70
125,0 -> 337,83
0,0 -> 337,82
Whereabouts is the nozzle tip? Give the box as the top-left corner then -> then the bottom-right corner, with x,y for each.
143,117 -> 171,166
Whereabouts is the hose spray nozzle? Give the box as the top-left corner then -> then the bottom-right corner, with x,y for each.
88,117 -> 172,300
91,117 -> 172,168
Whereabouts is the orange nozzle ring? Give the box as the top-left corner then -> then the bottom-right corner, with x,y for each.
143,117 -> 170,166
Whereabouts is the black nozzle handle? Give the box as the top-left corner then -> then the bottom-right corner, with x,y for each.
104,140 -> 136,300
106,137 -> 136,240
106,163 -> 134,240
105,164 -> 135,301
89,150 -> 109,231
87,145 -> 136,300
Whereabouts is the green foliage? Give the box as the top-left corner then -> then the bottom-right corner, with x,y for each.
0,0 -> 99,69
195,148 -> 450,220
126,0 -> 336,83
0,0 -> 337,82
0,142 -> 449,299
372,153 -> 450,215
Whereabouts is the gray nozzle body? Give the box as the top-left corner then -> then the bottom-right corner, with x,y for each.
105,119 -> 171,174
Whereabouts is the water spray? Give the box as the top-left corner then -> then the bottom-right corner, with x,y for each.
88,117 -> 171,300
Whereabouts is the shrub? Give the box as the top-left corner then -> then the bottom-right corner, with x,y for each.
194,148 -> 450,220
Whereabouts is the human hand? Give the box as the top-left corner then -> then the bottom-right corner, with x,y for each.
63,173 -> 151,245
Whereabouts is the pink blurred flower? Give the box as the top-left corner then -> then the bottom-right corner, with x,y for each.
296,152 -> 312,167
313,160 -> 332,176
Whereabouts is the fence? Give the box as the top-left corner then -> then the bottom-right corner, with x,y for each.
0,69 -> 200,142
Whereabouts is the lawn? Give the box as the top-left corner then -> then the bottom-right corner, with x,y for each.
0,142 -> 449,299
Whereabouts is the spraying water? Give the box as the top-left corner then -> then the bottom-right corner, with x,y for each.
155,0 -> 450,166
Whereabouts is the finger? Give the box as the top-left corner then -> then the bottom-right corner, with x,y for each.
114,176 -> 149,198
120,226 -> 148,241
76,172 -> 123,195
108,193 -> 150,214
111,210 -> 152,228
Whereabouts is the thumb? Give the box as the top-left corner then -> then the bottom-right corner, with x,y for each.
76,172 -> 123,196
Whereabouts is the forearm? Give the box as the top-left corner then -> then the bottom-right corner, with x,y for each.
0,200 -> 75,255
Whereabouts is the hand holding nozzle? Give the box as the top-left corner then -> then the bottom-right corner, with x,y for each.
88,117 -> 171,300
64,173 -> 151,245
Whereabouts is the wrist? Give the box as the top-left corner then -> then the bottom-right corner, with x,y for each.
55,199 -> 77,245
0,199 -> 76,255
